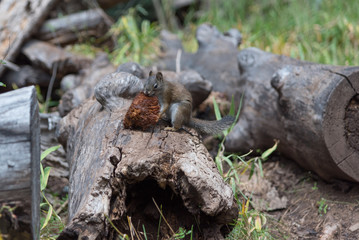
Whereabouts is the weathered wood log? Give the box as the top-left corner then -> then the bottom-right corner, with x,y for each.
0,0 -> 59,78
37,8 -> 109,46
57,73 -> 238,240
21,39 -> 92,78
225,47 -> 359,182
0,86 -> 40,239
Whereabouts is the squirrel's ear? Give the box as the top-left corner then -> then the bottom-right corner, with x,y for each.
156,72 -> 163,81
149,70 -> 153,76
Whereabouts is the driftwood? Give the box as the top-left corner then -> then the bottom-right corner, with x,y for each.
0,86 -> 40,240
225,47 -> 359,182
0,0 -> 59,78
38,8 -> 109,46
57,73 -> 237,240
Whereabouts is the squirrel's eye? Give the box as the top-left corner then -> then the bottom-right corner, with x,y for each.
154,83 -> 158,89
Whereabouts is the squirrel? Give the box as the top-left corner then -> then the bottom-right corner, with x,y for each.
143,71 -> 235,135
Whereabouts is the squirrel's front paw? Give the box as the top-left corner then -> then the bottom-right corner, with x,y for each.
164,127 -> 176,131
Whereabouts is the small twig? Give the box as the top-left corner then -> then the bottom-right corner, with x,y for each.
127,216 -> 143,240
176,49 -> 182,73
44,61 -> 58,113
105,214 -> 128,238
152,198 -> 175,235
1,60 -> 20,72
55,198 -> 68,215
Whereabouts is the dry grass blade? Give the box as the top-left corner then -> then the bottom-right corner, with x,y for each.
152,198 -> 175,235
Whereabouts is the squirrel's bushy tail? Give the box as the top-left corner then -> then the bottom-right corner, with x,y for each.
188,115 -> 235,135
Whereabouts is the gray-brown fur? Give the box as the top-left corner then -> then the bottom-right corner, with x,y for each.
143,71 -> 234,135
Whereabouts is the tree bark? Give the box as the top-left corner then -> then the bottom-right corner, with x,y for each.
57,73 -> 238,240
0,86 -> 40,240
226,47 -> 359,182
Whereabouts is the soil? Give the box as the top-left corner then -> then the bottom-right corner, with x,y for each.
258,155 -> 359,240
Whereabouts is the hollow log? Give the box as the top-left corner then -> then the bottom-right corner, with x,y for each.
0,0 -> 59,78
0,86 -> 40,239
57,73 -> 238,240
225,47 -> 359,182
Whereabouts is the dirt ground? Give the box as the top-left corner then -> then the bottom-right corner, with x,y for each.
254,155 -> 359,240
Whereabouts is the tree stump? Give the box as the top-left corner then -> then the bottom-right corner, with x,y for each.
226,47 -> 359,182
57,73 -> 238,239
0,86 -> 40,240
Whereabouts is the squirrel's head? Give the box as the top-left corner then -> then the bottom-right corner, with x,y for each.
143,71 -> 163,96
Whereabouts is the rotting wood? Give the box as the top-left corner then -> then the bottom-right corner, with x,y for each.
0,86 -> 40,240
57,72 -> 238,240
225,47 -> 359,182
0,0 -> 59,78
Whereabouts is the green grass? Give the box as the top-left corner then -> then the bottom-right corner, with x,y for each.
182,0 -> 359,65
109,8 -> 160,66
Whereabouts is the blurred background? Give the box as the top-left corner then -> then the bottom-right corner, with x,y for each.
33,0 -> 359,66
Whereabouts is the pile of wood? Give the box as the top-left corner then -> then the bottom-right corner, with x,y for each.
1,0 -> 359,239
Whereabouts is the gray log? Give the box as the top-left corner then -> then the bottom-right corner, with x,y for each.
226,47 -> 359,182
57,74 -> 237,240
21,39 -> 92,78
0,0 -> 59,78
38,8 -> 108,45
0,86 -> 40,239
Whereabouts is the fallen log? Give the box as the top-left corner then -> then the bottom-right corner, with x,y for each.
21,39 -> 92,78
37,8 -> 109,46
0,86 -> 40,240
0,0 -> 59,78
57,72 -> 238,240
225,47 -> 359,182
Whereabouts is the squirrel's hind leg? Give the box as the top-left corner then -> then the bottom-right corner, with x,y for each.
167,102 -> 191,131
